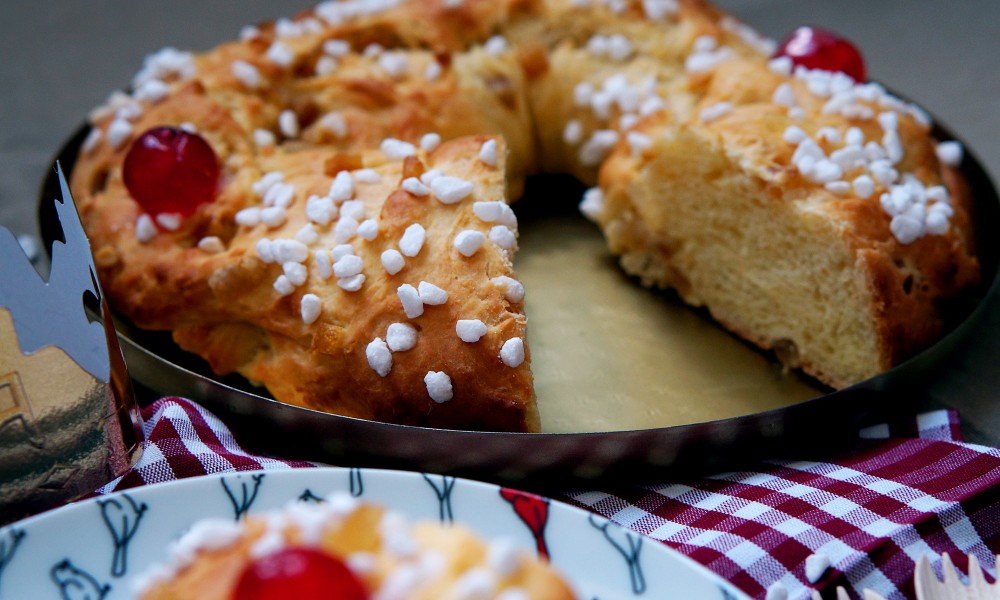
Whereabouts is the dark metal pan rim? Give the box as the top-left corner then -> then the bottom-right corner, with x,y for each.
39,115 -> 1000,481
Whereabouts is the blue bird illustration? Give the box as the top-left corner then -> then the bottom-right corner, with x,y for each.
50,559 -> 110,600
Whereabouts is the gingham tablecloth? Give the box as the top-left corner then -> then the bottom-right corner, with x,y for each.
95,397 -> 1000,600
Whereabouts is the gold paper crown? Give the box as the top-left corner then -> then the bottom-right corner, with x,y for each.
0,165 -> 141,523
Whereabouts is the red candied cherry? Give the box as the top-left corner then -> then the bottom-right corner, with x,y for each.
773,26 -> 867,82
122,126 -> 220,219
232,547 -> 369,600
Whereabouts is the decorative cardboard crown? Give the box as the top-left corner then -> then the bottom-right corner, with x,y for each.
0,165 -> 141,523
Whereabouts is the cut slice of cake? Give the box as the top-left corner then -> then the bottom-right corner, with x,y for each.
589,57 -> 979,388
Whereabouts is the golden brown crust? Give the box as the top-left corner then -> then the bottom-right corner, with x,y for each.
860,164 -> 978,369
73,0 -> 980,430
83,129 -> 536,430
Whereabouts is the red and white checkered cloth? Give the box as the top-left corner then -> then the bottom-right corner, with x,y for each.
95,397 -> 1000,600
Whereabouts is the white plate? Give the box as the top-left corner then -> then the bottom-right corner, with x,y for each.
0,467 -> 749,599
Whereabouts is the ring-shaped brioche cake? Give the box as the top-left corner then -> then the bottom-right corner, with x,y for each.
71,0 -> 980,433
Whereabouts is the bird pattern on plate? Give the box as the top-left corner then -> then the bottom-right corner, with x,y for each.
0,468 -> 749,599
